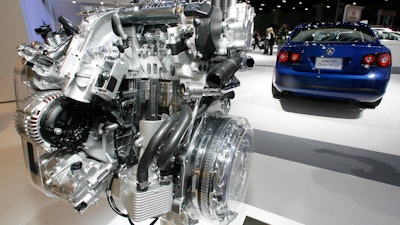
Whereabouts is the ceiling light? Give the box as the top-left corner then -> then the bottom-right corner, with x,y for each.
353,2 -> 357,5
100,0 -> 104,5
326,5 -> 331,8
259,8 -> 263,10
277,5 -> 281,8
299,2 -> 302,4
72,0 -> 76,3
282,0 -> 286,3
292,6 -> 296,9
305,7 -> 309,11
261,3 -> 265,6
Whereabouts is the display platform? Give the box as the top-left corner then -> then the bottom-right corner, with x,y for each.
108,203 -> 304,225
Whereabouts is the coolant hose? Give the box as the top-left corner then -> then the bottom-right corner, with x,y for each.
206,56 -> 241,88
157,104 -> 192,175
196,96 -> 215,118
58,16 -> 79,36
136,114 -> 180,190
112,13 -> 128,41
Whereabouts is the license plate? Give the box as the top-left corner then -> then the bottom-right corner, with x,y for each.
315,57 -> 343,70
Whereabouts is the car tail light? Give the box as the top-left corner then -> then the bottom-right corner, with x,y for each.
378,53 -> 391,67
278,52 -> 289,63
362,53 -> 391,67
290,53 -> 300,62
278,52 -> 300,63
363,54 -> 376,65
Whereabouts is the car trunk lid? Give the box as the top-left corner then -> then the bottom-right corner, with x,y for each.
283,43 -> 388,75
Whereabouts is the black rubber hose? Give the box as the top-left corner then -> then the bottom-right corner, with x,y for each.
136,114 -> 180,187
196,96 -> 216,119
157,104 -> 192,174
58,16 -> 79,36
206,56 -> 241,88
112,13 -> 128,41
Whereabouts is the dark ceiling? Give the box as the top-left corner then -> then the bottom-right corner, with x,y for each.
250,0 -> 397,13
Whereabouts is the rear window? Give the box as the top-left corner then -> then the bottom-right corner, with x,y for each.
290,26 -> 376,43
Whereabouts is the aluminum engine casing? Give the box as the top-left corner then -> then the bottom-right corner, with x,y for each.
14,1 -> 255,224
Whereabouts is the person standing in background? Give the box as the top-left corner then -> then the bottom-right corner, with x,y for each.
252,30 -> 262,50
277,24 -> 289,52
264,27 -> 275,55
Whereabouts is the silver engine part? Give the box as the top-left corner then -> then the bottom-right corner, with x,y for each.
14,1 -> 255,224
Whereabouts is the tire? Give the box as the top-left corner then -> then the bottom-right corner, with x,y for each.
360,98 -> 382,109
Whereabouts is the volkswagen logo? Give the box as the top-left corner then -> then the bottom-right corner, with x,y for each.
326,48 -> 335,56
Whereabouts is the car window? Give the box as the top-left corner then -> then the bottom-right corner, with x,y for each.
291,27 -> 376,43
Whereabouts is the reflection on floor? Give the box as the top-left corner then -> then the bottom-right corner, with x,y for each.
232,50 -> 400,225
107,203 -> 303,225
243,217 -> 270,225
1,49 -> 400,225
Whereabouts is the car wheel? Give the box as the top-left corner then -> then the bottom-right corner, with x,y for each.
360,98 -> 382,109
272,83 -> 284,99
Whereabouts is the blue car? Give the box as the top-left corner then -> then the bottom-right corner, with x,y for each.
272,22 -> 391,108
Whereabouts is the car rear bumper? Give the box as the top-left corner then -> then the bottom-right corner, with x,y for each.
273,68 -> 390,102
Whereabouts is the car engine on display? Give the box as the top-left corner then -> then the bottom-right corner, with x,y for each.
13,0 -> 255,224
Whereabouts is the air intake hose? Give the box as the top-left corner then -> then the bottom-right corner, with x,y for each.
206,56 -> 241,88
157,104 -> 192,177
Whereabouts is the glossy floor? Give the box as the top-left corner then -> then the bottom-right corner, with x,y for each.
231,50 -> 400,225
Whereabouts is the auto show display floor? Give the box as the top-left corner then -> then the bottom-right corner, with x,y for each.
231,50 -> 400,225
0,49 -> 400,225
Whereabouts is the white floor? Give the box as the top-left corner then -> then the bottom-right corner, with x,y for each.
1,50 -> 400,225
231,50 -> 400,225
108,204 -> 304,225
231,50 -> 400,155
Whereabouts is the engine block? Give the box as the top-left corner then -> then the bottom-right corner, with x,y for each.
14,1 -> 255,224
